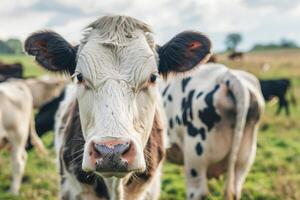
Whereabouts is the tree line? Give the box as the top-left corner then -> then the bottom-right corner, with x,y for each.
225,33 -> 299,52
0,38 -> 23,54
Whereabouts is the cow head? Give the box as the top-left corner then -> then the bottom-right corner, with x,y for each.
25,15 -> 211,178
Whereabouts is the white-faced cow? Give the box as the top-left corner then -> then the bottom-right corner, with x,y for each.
0,81 -> 47,195
25,15 -> 211,200
163,63 -> 265,200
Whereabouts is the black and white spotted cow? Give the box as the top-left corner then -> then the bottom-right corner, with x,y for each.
163,63 -> 265,200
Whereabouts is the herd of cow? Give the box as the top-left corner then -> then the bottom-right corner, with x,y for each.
0,15 -> 296,200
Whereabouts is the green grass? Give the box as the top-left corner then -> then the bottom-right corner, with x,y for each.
1,50 -> 300,199
0,133 -> 58,200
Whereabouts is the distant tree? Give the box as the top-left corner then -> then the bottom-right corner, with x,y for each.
225,33 -> 242,51
251,38 -> 299,51
280,38 -> 298,48
0,40 -> 14,54
6,38 -> 23,54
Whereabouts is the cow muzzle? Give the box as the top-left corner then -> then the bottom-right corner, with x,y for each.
85,137 -> 143,177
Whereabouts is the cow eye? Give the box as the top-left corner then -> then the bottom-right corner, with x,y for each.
77,73 -> 84,82
149,73 -> 159,83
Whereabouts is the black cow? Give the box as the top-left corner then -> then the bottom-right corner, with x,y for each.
0,62 -> 23,81
207,54 -> 217,63
259,78 -> 296,116
26,89 -> 65,150
228,52 -> 244,61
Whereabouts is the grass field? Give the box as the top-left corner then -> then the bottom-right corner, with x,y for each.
0,50 -> 300,200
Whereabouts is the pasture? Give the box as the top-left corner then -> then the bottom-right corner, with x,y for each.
0,50 -> 300,200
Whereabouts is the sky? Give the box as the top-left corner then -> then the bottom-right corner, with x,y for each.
0,0 -> 300,52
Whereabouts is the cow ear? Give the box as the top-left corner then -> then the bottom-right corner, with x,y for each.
24,31 -> 77,75
157,31 -> 211,78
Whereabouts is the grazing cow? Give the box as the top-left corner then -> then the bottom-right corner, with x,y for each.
0,62 -> 23,82
25,15 -> 212,199
259,78 -> 296,116
228,52 -> 243,61
0,81 -> 47,195
207,54 -> 217,63
163,63 -> 264,200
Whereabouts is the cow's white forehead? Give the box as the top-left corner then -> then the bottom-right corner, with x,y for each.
77,32 -> 157,87
76,16 -> 157,87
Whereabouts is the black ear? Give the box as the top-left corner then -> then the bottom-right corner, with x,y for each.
24,31 -> 77,75
158,31 -> 211,77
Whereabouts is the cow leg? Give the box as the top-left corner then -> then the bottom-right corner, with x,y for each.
284,99 -> 290,116
277,97 -> 289,116
9,144 -> 27,195
185,165 -> 208,200
183,139 -> 209,200
275,102 -> 282,115
233,124 -> 258,200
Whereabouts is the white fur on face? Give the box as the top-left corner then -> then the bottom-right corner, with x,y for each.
77,30 -> 159,171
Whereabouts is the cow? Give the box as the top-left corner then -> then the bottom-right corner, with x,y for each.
26,89 -> 66,150
0,81 -> 47,195
207,54 -> 217,63
35,89 -> 65,137
228,52 -> 243,61
162,63 -> 265,200
8,75 -> 67,109
22,75 -> 67,108
25,15 -> 212,200
0,62 -> 23,82
8,75 -> 67,151
259,78 -> 296,116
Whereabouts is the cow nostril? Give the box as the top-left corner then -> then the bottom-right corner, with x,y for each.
119,142 -> 135,163
119,142 -> 131,156
93,143 -> 109,158
94,143 -> 101,154
93,143 -> 101,155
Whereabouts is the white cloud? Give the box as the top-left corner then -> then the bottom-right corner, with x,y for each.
0,0 -> 38,13
0,11 -> 55,40
290,3 -> 300,17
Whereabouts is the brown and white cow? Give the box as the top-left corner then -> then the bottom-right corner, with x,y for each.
0,81 -> 47,195
9,75 -> 67,108
25,15 -> 211,200
162,63 -> 265,200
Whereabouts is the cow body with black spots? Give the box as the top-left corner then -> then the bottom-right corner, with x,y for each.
25,15 -> 212,200
163,63 -> 265,200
